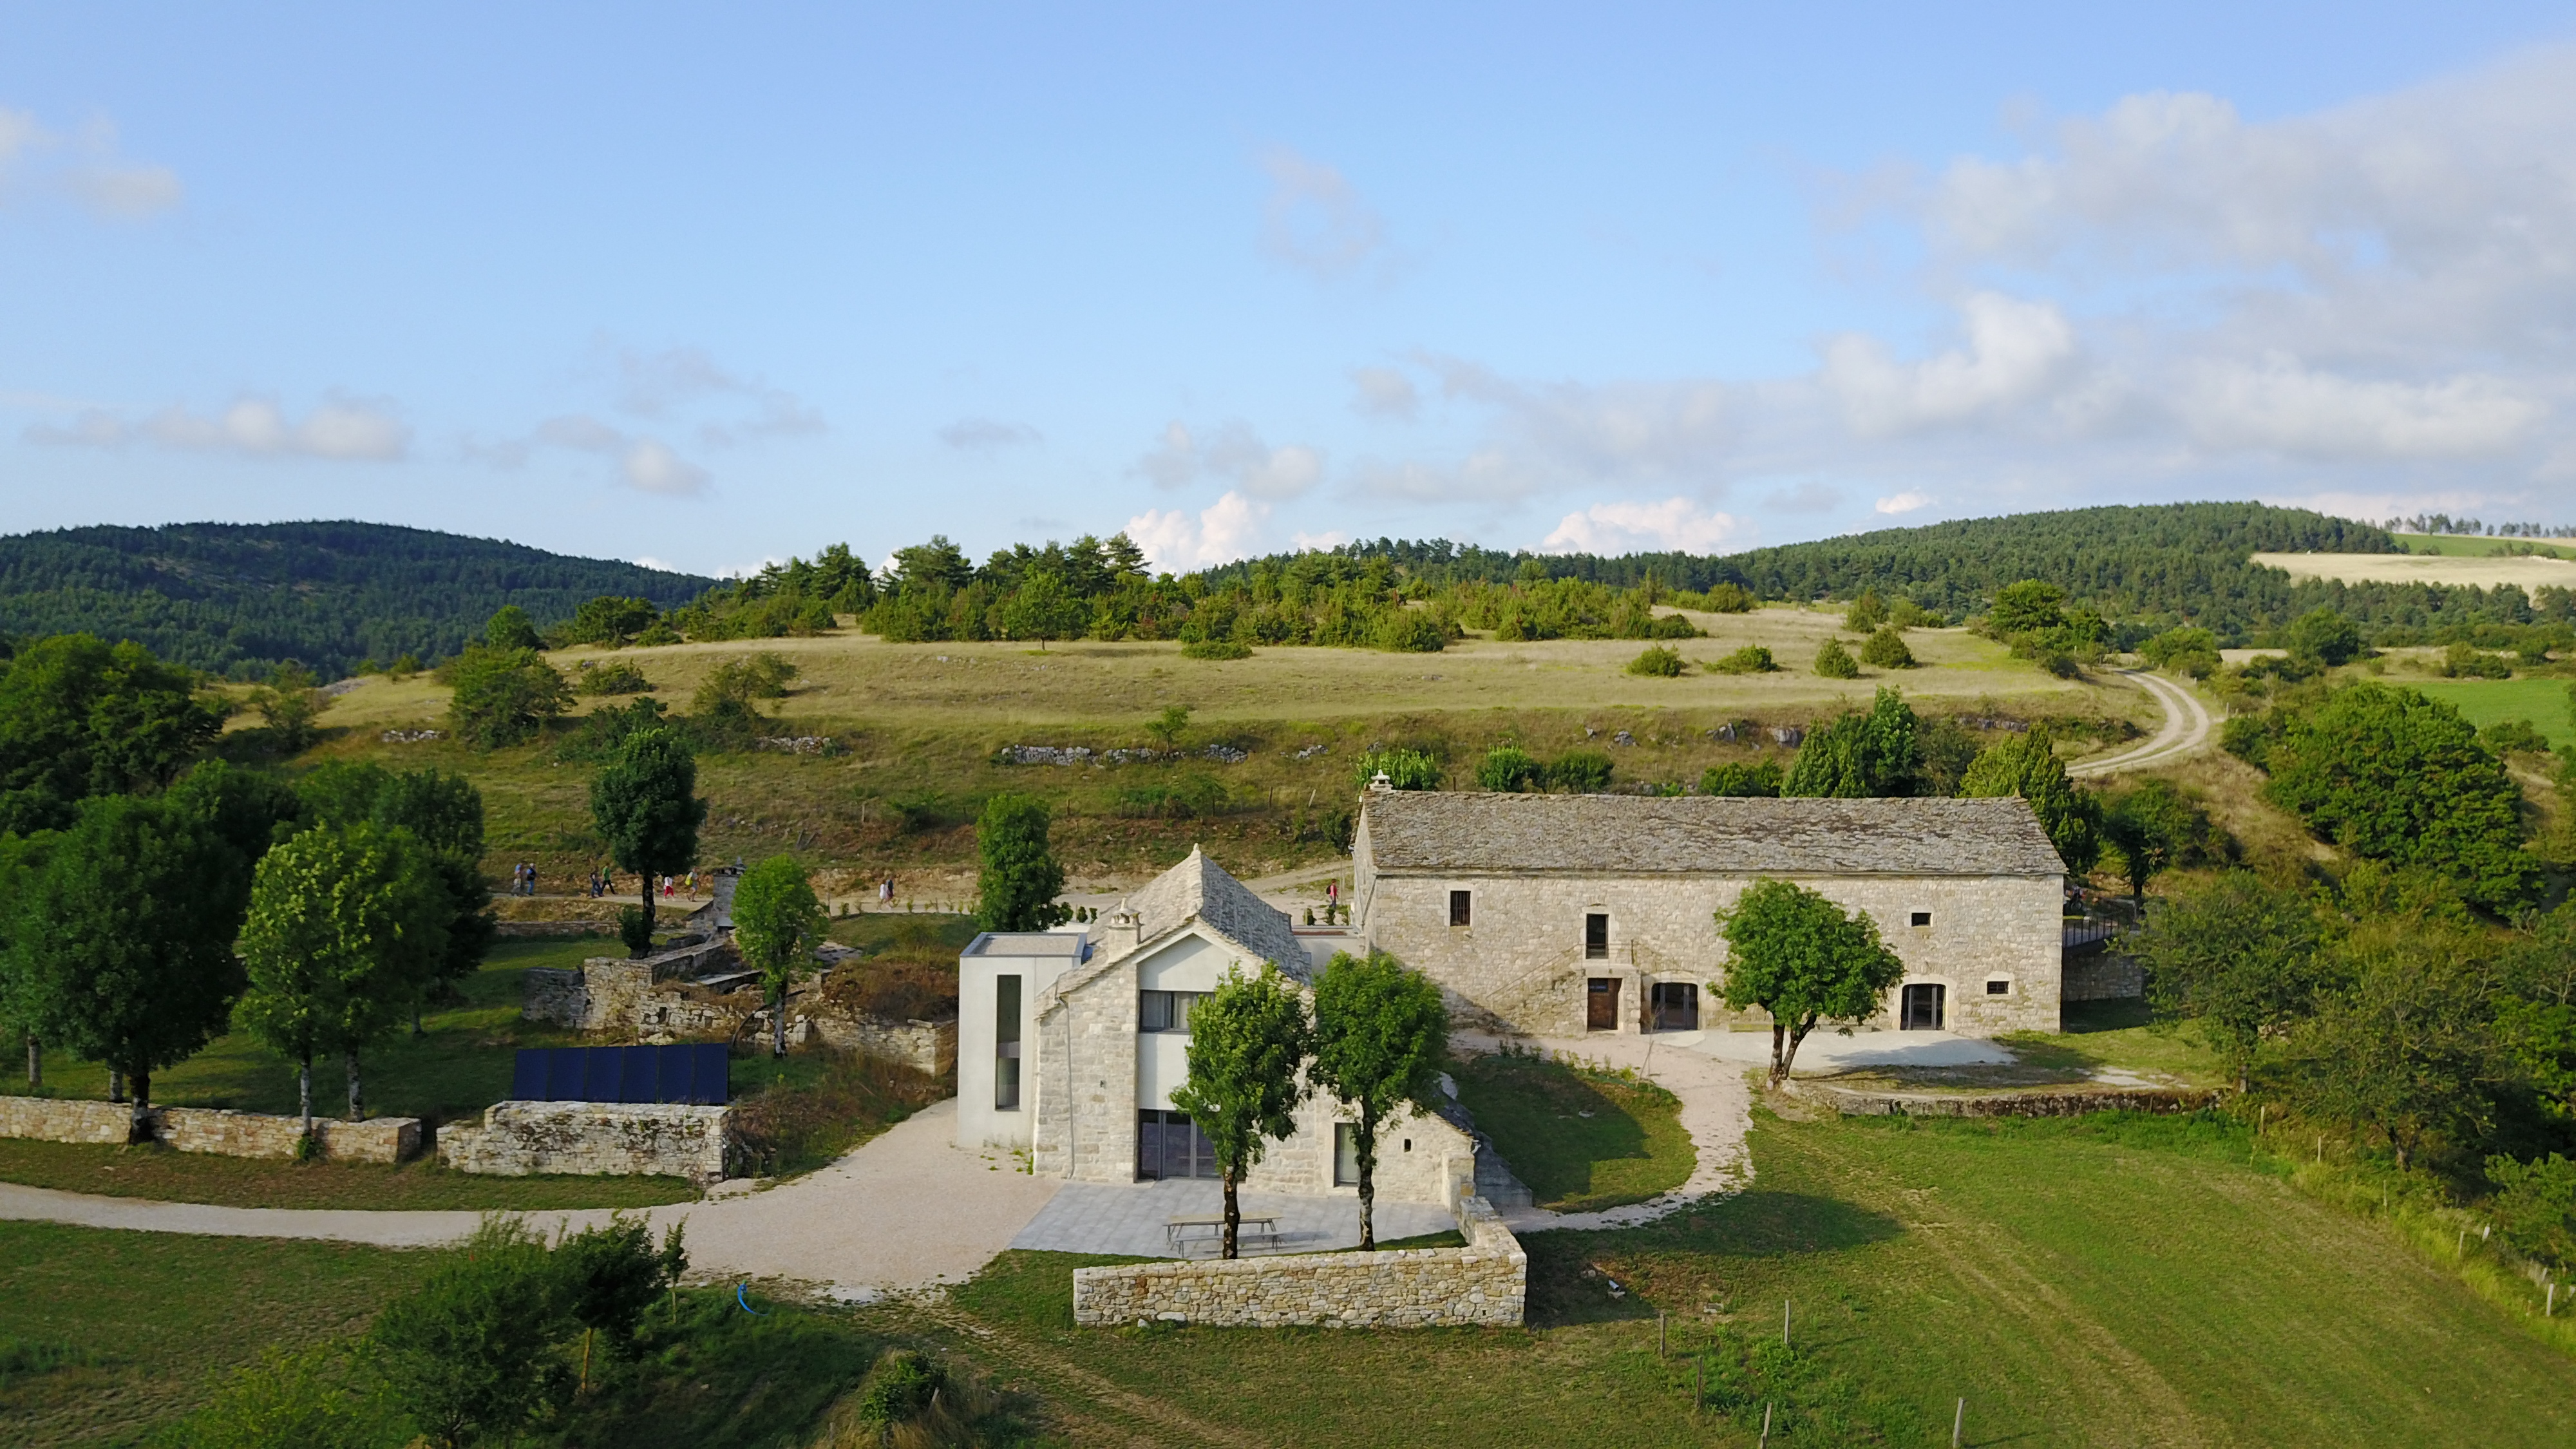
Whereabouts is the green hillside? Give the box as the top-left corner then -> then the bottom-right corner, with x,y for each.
0,521 -> 714,679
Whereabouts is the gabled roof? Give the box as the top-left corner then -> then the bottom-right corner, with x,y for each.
1361,792 -> 2067,878
1121,845 -> 1312,980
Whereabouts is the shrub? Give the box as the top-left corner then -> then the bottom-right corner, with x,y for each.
2283,606 -> 2364,665
1477,745 -> 1544,793
2488,1153 -> 2576,1269
618,905 -> 655,958
1354,747 -> 1442,791
1813,638 -> 1861,679
1546,749 -> 1613,793
2441,642 -> 2514,678
1858,626 -> 1916,668
1709,644 -> 1777,674
581,660 -> 652,696
1842,590 -> 1886,632
1625,645 -> 1685,677
371,1217 -> 569,1449
1700,761 -> 1781,797
1692,582 -> 1757,612
1180,636 -> 1251,659
2139,625 -> 2221,677
169,1344 -> 396,1449
2481,718 -> 2552,757
444,646 -> 573,748
729,1050 -> 945,1177
1886,598 -> 1940,629
1370,607 -> 1449,653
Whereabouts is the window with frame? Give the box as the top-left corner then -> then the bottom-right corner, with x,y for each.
1449,889 -> 1472,927
1910,911 -> 1932,927
1584,912 -> 1609,959
1985,978 -> 2012,996
1334,1123 -> 1360,1186
994,974 -> 1022,1110
1139,989 -> 1204,1033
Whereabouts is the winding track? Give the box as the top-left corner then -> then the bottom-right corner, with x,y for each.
2068,669 -> 2217,778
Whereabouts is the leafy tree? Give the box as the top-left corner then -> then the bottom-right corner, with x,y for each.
1859,626 -> 1917,668
2098,778 -> 2219,903
172,1343 -> 401,1449
443,646 -> 572,748
1309,951 -> 1449,1249
1714,880 -> 1906,1085
2497,901 -> 2576,1121
2487,1153 -> 2576,1269
589,727 -> 706,938
1171,964 -> 1312,1258
6,793 -> 255,1138
1545,748 -> 1613,793
1700,761 -> 1782,797
1001,569 -> 1090,650
1960,726 -> 2101,874
1146,704 -> 1192,750
2289,921 -> 2515,1171
299,762 -> 495,1029
2282,606 -> 2363,665
249,661 -> 326,753
483,605 -> 544,652
2133,871 -> 2325,1092
558,595 -> 661,648
1625,645 -> 1685,677
1478,745 -> 1544,793
237,822 -> 449,1128
1354,747 -> 1442,791
2260,683 -> 2539,912
2138,625 -> 2221,677
0,633 -> 221,835
1812,637 -> 1861,679
1709,644 -> 1778,674
2479,718 -> 2552,757
1989,579 -> 2066,635
1843,589 -> 1886,632
372,1217 -> 571,1449
975,793 -> 1068,931
554,1212 -> 682,1392
1784,687 -> 1922,798
734,855 -> 827,1057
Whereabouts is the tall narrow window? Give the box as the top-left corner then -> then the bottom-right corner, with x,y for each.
1449,889 -> 1472,927
1584,912 -> 1609,960
994,974 -> 1022,1110
1334,1123 -> 1361,1186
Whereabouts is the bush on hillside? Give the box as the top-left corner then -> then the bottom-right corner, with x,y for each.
1477,746 -> 1544,793
1546,749 -> 1614,794
1859,626 -> 1916,668
1700,761 -> 1782,797
1625,645 -> 1685,677
2441,642 -> 2514,678
581,660 -> 652,696
1355,747 -> 1443,791
444,645 -> 573,749
1710,644 -> 1777,674
1783,687 -> 1922,799
1181,636 -> 1252,659
1813,638 -> 1861,679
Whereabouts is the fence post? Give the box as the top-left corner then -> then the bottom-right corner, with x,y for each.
1954,1397 -> 1965,1447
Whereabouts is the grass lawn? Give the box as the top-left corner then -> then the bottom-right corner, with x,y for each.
2405,676 -> 2575,750
1451,1050 -> 1694,1212
918,1108 -> 2576,1447
0,1138 -> 695,1209
1837,996 -> 2230,1095
2391,532 -> 2576,559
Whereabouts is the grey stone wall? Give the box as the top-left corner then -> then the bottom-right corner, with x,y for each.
0,1097 -> 419,1162
798,1011 -> 957,1079
437,1101 -> 730,1184
1358,869 -> 2063,1037
524,939 -> 742,1033
1030,954 -> 1144,1180
2063,952 -> 2145,1002
1071,1195 -> 1526,1328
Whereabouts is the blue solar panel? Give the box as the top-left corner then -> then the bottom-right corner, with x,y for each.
509,1044 -> 730,1104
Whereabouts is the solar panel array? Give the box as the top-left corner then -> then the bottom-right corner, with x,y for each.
510,1043 -> 730,1105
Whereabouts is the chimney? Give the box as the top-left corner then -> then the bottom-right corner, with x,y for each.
1100,907 -> 1142,956
1367,770 -> 1394,795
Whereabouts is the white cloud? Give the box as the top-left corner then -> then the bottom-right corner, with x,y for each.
1124,491 -> 1271,572
1350,366 -> 1419,420
607,344 -> 821,446
1261,148 -> 1387,279
1540,498 -> 1742,554
632,556 -> 680,572
475,413 -> 710,495
621,439 -> 710,495
2177,357 -> 2539,459
0,107 -> 180,220
1822,293 -> 2078,436
1132,420 -> 1323,500
1348,359 -> 1732,506
937,416 -> 1043,451
25,395 -> 409,460
1875,490 -> 1934,515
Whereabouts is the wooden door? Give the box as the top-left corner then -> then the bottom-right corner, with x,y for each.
1586,977 -> 1620,1030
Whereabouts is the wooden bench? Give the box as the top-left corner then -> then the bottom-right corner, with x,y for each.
1166,1214 -> 1282,1255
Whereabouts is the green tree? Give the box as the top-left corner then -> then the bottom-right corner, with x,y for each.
2261,683 -> 2538,912
1545,748 -> 1613,793
443,646 -> 572,748
2487,1153 -> 2576,1269
1477,745 -> 1543,793
1625,645 -> 1685,677
1812,637 -> 1861,679
1960,726 -> 2102,874
1989,579 -> 2066,635
975,792 -> 1068,931
1001,569 -> 1090,650
2098,779 -> 2218,904
554,1212 -> 682,1392
1709,644 -> 1777,674
6,792 -> 254,1139
483,604 -> 544,652
2289,921 -> 2515,1171
2138,625 -> 2221,677
1171,964 -> 1312,1258
1146,703 -> 1193,750
1699,761 -> 1783,797
2133,871 -> 2325,1092
1715,880 -> 1906,1084
589,727 -> 706,940
1784,687 -> 1922,798
0,633 -> 221,835
734,854 -> 826,1057
172,1343 -> 400,1449
1309,950 -> 1448,1249
299,762 -> 495,1031
2282,606 -> 2363,666
560,595 -> 661,647
1859,625 -> 1917,668
372,1217 -> 571,1449
249,661 -> 326,753
1843,589 -> 1886,632
236,822 -> 449,1128
1354,746 -> 1442,791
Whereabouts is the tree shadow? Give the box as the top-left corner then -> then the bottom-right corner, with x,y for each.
1521,1191 -> 1906,1327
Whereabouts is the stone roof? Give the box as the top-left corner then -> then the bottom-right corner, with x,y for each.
1361,792 -> 2067,878
1121,846 -> 1312,980
963,931 -> 1088,958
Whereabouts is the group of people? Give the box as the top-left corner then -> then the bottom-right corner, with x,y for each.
509,862 -> 538,896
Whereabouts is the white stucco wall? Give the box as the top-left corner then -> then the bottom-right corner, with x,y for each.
956,929 -> 1086,1151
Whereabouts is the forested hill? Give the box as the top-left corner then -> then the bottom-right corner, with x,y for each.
0,521 -> 714,678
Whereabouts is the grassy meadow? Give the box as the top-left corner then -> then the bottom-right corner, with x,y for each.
1452,1049 -> 1696,1211
2404,676 -> 2575,750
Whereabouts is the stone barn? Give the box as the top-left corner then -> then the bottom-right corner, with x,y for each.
1352,788 -> 2067,1037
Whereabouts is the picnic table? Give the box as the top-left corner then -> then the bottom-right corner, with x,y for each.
1166,1213 -> 1282,1255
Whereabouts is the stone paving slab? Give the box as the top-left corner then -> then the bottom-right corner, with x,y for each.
1011,1178 -> 1455,1258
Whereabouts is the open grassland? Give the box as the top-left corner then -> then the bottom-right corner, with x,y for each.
2252,549 -> 2576,590
2391,531 -> 2576,559
2405,676 -> 2576,749
294,612 -> 2143,891
0,1137 -> 694,1210
1452,1049 -> 1695,1211
927,1109 -> 2576,1448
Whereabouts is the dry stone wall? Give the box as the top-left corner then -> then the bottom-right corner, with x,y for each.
1072,1195 -> 1526,1328
2063,952 -> 2145,1002
798,1011 -> 956,1078
0,1097 -> 419,1162
437,1101 -> 730,1184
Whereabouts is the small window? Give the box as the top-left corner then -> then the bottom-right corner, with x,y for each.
1985,978 -> 2012,996
995,975 -> 1023,1110
1449,889 -> 1472,927
1139,990 -> 1203,1033
1584,913 -> 1609,959
1334,1123 -> 1360,1186
1910,911 -> 1932,927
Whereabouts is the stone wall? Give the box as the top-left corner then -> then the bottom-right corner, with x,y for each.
2063,951 -> 2145,1002
437,1101 -> 731,1184
1358,869 -> 2064,1037
799,1011 -> 956,1078
1797,1081 -> 2217,1118
0,1097 -> 419,1162
524,939 -> 744,1034
1071,1195 -> 1526,1328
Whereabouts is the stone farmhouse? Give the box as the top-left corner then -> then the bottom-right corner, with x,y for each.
956,848 -> 1476,1203
1352,788 -> 2069,1039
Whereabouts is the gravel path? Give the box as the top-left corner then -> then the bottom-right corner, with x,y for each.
2070,669 -> 2215,778
1495,1032 -> 1755,1233
0,1099 -> 1061,1296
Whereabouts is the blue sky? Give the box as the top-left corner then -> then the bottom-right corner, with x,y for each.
5,4 -> 2575,576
